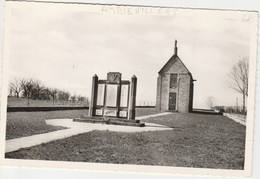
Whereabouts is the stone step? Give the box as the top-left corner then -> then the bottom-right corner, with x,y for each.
73,118 -> 145,127
110,118 -> 141,123
78,116 -> 141,123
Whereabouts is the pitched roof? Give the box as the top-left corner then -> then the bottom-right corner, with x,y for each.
158,54 -> 191,75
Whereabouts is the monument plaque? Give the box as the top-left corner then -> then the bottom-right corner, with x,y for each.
119,111 -> 127,117
120,85 -> 129,107
106,85 -> 118,107
96,84 -> 105,106
107,72 -> 121,83
95,109 -> 103,116
104,109 -> 117,117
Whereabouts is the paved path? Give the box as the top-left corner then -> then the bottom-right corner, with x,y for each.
223,113 -> 246,126
6,112 -> 171,153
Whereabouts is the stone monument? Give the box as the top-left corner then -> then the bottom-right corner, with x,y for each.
75,72 -> 144,127
89,72 -> 137,119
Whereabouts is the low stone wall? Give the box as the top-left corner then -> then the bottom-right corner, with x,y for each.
223,113 -> 246,126
7,106 -> 89,112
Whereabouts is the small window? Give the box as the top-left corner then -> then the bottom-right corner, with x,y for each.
170,74 -> 178,88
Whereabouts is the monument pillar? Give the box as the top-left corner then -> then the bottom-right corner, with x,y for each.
128,75 -> 137,120
89,74 -> 98,117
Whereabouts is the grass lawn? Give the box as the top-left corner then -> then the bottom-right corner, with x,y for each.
5,108 -> 160,140
5,110 -> 88,139
5,112 -> 246,169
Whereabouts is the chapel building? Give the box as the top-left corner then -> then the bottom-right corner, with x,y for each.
156,40 -> 194,113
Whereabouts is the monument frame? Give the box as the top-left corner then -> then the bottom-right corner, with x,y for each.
89,72 -> 137,120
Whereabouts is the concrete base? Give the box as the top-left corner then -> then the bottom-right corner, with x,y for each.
73,117 -> 145,127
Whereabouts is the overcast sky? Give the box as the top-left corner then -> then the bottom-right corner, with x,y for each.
6,2 -> 255,108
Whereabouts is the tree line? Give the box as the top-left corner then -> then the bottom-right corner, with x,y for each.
9,78 -> 88,106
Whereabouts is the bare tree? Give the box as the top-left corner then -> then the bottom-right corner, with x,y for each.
10,79 -> 23,98
206,96 -> 216,109
70,95 -> 76,107
31,80 -> 44,100
227,57 -> 249,114
50,88 -> 58,106
40,87 -> 52,100
77,95 -> 87,102
57,90 -> 70,101
77,95 -> 89,106
21,79 -> 34,106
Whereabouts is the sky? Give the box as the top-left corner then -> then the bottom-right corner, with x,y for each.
5,2 -> 256,108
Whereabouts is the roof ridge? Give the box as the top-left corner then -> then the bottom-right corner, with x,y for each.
158,55 -> 190,74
